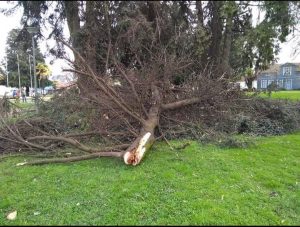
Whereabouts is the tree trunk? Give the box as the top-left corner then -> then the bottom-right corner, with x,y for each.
64,1 -> 81,49
221,3 -> 235,77
196,1 -> 204,27
64,1 -> 89,93
245,77 -> 254,89
222,18 -> 233,63
122,84 -> 161,165
207,1 -> 223,70
85,1 -> 98,73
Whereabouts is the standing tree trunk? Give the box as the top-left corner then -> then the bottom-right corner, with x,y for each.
207,1 -> 223,73
245,77 -> 254,90
64,1 -> 81,50
85,1 -> 98,73
63,1 -> 90,93
196,1 -> 204,27
221,2 -> 236,77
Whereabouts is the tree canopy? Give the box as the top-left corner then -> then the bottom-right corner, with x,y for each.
4,28 -> 51,88
1,1 -> 297,84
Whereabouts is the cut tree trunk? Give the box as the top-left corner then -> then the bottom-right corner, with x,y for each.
122,84 -> 161,166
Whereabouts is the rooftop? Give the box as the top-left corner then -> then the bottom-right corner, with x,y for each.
261,63 -> 300,74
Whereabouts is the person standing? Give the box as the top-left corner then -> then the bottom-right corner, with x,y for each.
25,85 -> 30,97
21,87 -> 27,102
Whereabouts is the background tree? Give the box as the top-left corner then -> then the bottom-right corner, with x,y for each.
36,62 -> 52,91
229,1 -> 300,88
4,28 -> 50,88
0,72 -> 5,85
3,1 -> 298,83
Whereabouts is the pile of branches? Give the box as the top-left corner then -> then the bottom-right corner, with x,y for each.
0,64 -> 243,164
1,80 -> 300,165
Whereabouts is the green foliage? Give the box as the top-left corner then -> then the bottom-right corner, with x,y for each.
235,98 -> 300,136
0,132 -> 299,225
36,62 -> 51,89
0,96 -> 12,114
194,26 -> 211,59
263,1 -> 296,42
245,67 -> 253,77
38,88 -> 94,132
5,28 -> 47,87
266,81 -> 279,96
230,1 -> 299,80
4,1 -> 299,82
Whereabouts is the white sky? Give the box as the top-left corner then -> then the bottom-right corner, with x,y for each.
0,1 -> 71,79
0,1 -> 300,78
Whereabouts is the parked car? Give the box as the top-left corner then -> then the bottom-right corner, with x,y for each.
44,86 -> 54,94
0,86 -> 18,98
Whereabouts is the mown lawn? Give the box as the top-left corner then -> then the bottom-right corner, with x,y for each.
0,133 -> 299,225
257,90 -> 300,101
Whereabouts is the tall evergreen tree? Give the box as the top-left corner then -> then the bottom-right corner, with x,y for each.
5,28 -> 48,88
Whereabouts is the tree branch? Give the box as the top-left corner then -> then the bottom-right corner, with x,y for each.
27,135 -> 130,154
57,38 -> 146,124
161,98 -> 201,111
112,57 -> 148,117
22,151 -> 123,165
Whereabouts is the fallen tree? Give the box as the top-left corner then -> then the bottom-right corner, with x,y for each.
0,33 -> 242,166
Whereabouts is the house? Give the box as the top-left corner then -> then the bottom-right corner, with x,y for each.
257,63 -> 300,90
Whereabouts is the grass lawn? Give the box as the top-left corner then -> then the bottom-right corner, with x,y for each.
0,133 -> 299,225
256,90 -> 300,101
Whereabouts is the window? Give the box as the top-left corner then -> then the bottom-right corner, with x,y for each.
283,66 -> 292,76
277,79 -> 283,88
261,80 -> 267,88
284,79 -> 293,89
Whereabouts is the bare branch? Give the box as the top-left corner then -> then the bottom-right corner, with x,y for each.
112,57 -> 148,117
27,135 -> 130,153
57,38 -> 146,124
23,151 -> 123,165
161,98 -> 201,111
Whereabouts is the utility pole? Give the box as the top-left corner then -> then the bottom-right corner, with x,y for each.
32,34 -> 38,113
17,53 -> 21,91
5,58 -> 8,87
27,26 -> 39,113
28,54 -> 33,89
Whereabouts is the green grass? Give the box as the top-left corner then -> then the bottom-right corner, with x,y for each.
257,90 -> 300,101
14,102 -> 35,109
0,133 -> 299,225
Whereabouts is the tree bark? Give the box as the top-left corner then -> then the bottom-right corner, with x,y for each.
85,1 -> 98,73
161,97 -> 201,111
18,151 -> 122,165
245,77 -> 254,89
64,1 -> 81,50
220,1 -> 237,77
122,84 -> 161,165
207,1 -> 223,69
64,1 -> 95,93
196,1 -> 204,27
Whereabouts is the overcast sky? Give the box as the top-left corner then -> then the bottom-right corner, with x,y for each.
0,1 -> 72,79
0,1 -> 300,78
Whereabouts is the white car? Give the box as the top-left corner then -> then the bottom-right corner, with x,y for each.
0,86 -> 16,98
